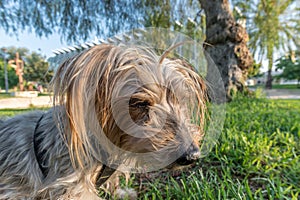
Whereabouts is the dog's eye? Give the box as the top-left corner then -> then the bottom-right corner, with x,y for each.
129,98 -> 150,109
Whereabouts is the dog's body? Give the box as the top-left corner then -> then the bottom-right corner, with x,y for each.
0,110 -> 77,199
0,44 -> 207,199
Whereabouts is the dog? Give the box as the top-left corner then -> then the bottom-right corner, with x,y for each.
0,43 -> 207,199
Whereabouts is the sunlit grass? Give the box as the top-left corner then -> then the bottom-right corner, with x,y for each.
135,97 -> 300,199
0,92 -> 11,99
249,84 -> 300,90
0,107 -> 49,118
1,97 -> 299,199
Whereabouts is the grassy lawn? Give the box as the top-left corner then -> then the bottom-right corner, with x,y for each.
0,92 -> 51,99
249,84 -> 300,90
134,97 -> 300,199
0,97 -> 299,199
272,84 -> 299,89
0,93 -> 11,99
0,107 -> 49,118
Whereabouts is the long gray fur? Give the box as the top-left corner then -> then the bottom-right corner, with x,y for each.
0,109 -> 77,199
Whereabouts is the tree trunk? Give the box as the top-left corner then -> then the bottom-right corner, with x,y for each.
199,0 -> 253,101
265,69 -> 273,89
265,53 -> 273,89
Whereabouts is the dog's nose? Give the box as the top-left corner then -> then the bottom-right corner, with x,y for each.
186,149 -> 201,161
176,144 -> 200,165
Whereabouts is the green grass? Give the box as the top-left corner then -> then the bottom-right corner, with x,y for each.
272,84 -> 299,89
38,93 -> 52,97
0,92 -> 11,99
249,84 -> 300,90
0,107 -> 49,118
1,97 -> 299,199
0,92 -> 51,99
134,97 -> 300,199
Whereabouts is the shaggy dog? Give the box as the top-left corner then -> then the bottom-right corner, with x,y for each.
0,44 -> 207,199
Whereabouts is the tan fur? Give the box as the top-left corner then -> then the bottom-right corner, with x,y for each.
0,43 -> 207,199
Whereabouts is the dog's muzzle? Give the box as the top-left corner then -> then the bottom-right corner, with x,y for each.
176,144 -> 201,165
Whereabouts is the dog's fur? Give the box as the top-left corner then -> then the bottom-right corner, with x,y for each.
0,44 -> 207,199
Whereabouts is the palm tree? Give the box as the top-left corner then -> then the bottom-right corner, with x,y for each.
248,0 -> 299,89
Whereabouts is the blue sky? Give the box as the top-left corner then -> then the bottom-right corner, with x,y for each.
0,29 -> 65,59
0,27 -> 270,72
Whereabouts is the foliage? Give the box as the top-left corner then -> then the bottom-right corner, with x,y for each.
4,46 -> 29,60
232,0 -> 300,88
0,0 -> 143,42
143,0 -> 205,42
1,46 -> 53,87
248,61 -> 262,77
275,53 -> 300,86
249,0 -> 298,60
23,52 -> 52,86
232,0 -> 300,57
0,0 -> 201,43
0,60 -> 19,89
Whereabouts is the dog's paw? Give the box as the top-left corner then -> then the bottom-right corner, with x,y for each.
115,188 -> 137,200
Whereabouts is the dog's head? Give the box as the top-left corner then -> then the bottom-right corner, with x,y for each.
51,44 -> 207,171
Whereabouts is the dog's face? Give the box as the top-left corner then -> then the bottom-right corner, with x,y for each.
125,82 -> 204,166
52,44 -> 207,171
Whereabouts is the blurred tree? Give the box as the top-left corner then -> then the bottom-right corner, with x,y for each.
2,46 -> 53,88
248,61 -> 262,78
199,0 -> 253,100
275,52 -> 300,87
143,0 -> 205,41
0,0 -> 144,42
144,0 -> 172,28
23,52 -> 53,86
0,0 -> 203,42
232,0 -> 300,89
5,47 -> 29,60
0,60 -> 18,89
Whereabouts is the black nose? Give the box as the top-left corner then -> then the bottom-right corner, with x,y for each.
176,144 -> 200,165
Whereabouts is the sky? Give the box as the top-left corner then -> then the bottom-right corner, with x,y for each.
0,27 -> 270,72
0,29 -> 65,59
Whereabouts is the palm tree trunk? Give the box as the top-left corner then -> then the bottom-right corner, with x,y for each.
265,69 -> 273,89
199,0 -> 253,101
265,54 -> 273,89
